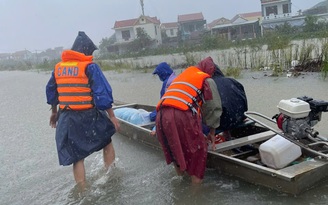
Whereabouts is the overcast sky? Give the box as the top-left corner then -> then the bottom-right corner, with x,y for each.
0,0 -> 323,53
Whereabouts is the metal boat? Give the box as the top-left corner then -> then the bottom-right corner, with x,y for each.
112,97 -> 328,195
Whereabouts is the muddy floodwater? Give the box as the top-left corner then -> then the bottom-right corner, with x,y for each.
1,70 -> 328,205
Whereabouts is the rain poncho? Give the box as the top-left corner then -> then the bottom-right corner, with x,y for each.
46,31 -> 116,166
212,67 -> 248,131
200,60 -> 248,134
155,57 -> 221,179
197,57 -> 222,129
150,62 -> 176,121
152,62 -> 176,98
71,31 -> 98,56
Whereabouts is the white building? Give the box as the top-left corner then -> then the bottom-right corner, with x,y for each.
110,15 -> 162,54
161,22 -> 179,38
113,15 -> 162,45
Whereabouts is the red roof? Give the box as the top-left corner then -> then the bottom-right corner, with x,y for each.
231,11 -> 262,22
240,12 -> 262,19
114,19 -> 137,29
207,17 -> 231,29
261,0 -> 287,4
178,12 -> 204,22
114,16 -> 161,29
161,22 -> 178,29
12,50 -> 31,56
0,53 -> 11,58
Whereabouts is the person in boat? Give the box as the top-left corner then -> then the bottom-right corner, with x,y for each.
149,62 -> 176,135
155,56 -> 222,184
202,58 -> 248,139
46,31 -> 120,186
149,62 -> 176,121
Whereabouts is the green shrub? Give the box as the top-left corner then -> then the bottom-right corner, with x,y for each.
224,67 -> 242,78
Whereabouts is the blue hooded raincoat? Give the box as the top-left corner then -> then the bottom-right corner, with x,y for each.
150,62 -> 176,121
46,31 -> 116,166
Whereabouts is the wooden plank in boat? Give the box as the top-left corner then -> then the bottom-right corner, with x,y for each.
214,130 -> 275,152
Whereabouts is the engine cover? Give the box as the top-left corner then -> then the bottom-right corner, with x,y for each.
277,98 -> 311,119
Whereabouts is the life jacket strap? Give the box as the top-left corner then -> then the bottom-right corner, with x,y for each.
58,92 -> 91,96
162,96 -> 197,115
57,83 -> 90,88
165,89 -> 200,109
60,101 -> 93,105
171,81 -> 202,96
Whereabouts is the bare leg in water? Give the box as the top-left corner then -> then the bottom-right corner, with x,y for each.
191,176 -> 202,184
174,164 -> 202,184
73,159 -> 86,186
103,142 -> 115,169
71,142 -> 115,190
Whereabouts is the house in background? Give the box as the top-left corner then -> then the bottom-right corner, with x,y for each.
207,17 -> 231,30
0,47 -> 63,62
110,15 -> 162,54
210,12 -> 262,41
104,0 -> 327,55
261,0 -> 291,20
260,0 -> 294,32
161,22 -> 179,38
109,12 -> 207,53
178,12 -> 207,41
161,22 -> 179,47
37,47 -> 63,62
260,0 -> 328,33
0,53 -> 12,60
11,50 -> 32,60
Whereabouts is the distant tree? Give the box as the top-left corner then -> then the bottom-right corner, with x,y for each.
136,27 -> 153,48
99,37 -> 115,56
265,32 -> 291,50
177,30 -> 183,45
201,34 -> 218,50
128,28 -> 154,52
303,15 -> 321,33
161,30 -> 169,43
274,22 -> 296,35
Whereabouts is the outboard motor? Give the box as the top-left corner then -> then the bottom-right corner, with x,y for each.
274,96 -> 328,140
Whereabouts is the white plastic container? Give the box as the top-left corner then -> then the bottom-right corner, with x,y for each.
277,98 -> 311,118
259,135 -> 302,169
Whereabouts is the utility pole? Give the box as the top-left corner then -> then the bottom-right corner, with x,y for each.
140,0 -> 144,16
35,50 -> 38,62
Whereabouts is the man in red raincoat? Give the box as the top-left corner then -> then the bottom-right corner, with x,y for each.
155,57 -> 222,184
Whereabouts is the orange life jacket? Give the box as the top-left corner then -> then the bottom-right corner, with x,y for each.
54,55 -> 93,110
156,66 -> 209,114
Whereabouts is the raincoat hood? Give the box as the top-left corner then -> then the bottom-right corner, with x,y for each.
152,62 -> 173,82
61,50 -> 93,62
213,64 -> 225,77
197,56 -> 216,76
71,31 -> 98,56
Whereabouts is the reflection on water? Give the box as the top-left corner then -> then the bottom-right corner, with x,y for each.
1,70 -> 328,205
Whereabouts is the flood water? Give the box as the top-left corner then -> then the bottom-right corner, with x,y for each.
1,70 -> 328,205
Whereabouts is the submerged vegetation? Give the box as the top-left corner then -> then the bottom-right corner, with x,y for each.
1,16 -> 328,80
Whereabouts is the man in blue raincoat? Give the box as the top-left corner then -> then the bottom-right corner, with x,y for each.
46,31 -> 120,186
149,62 -> 176,121
149,62 -> 176,135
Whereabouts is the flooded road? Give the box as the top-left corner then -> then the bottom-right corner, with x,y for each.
1,70 -> 328,205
